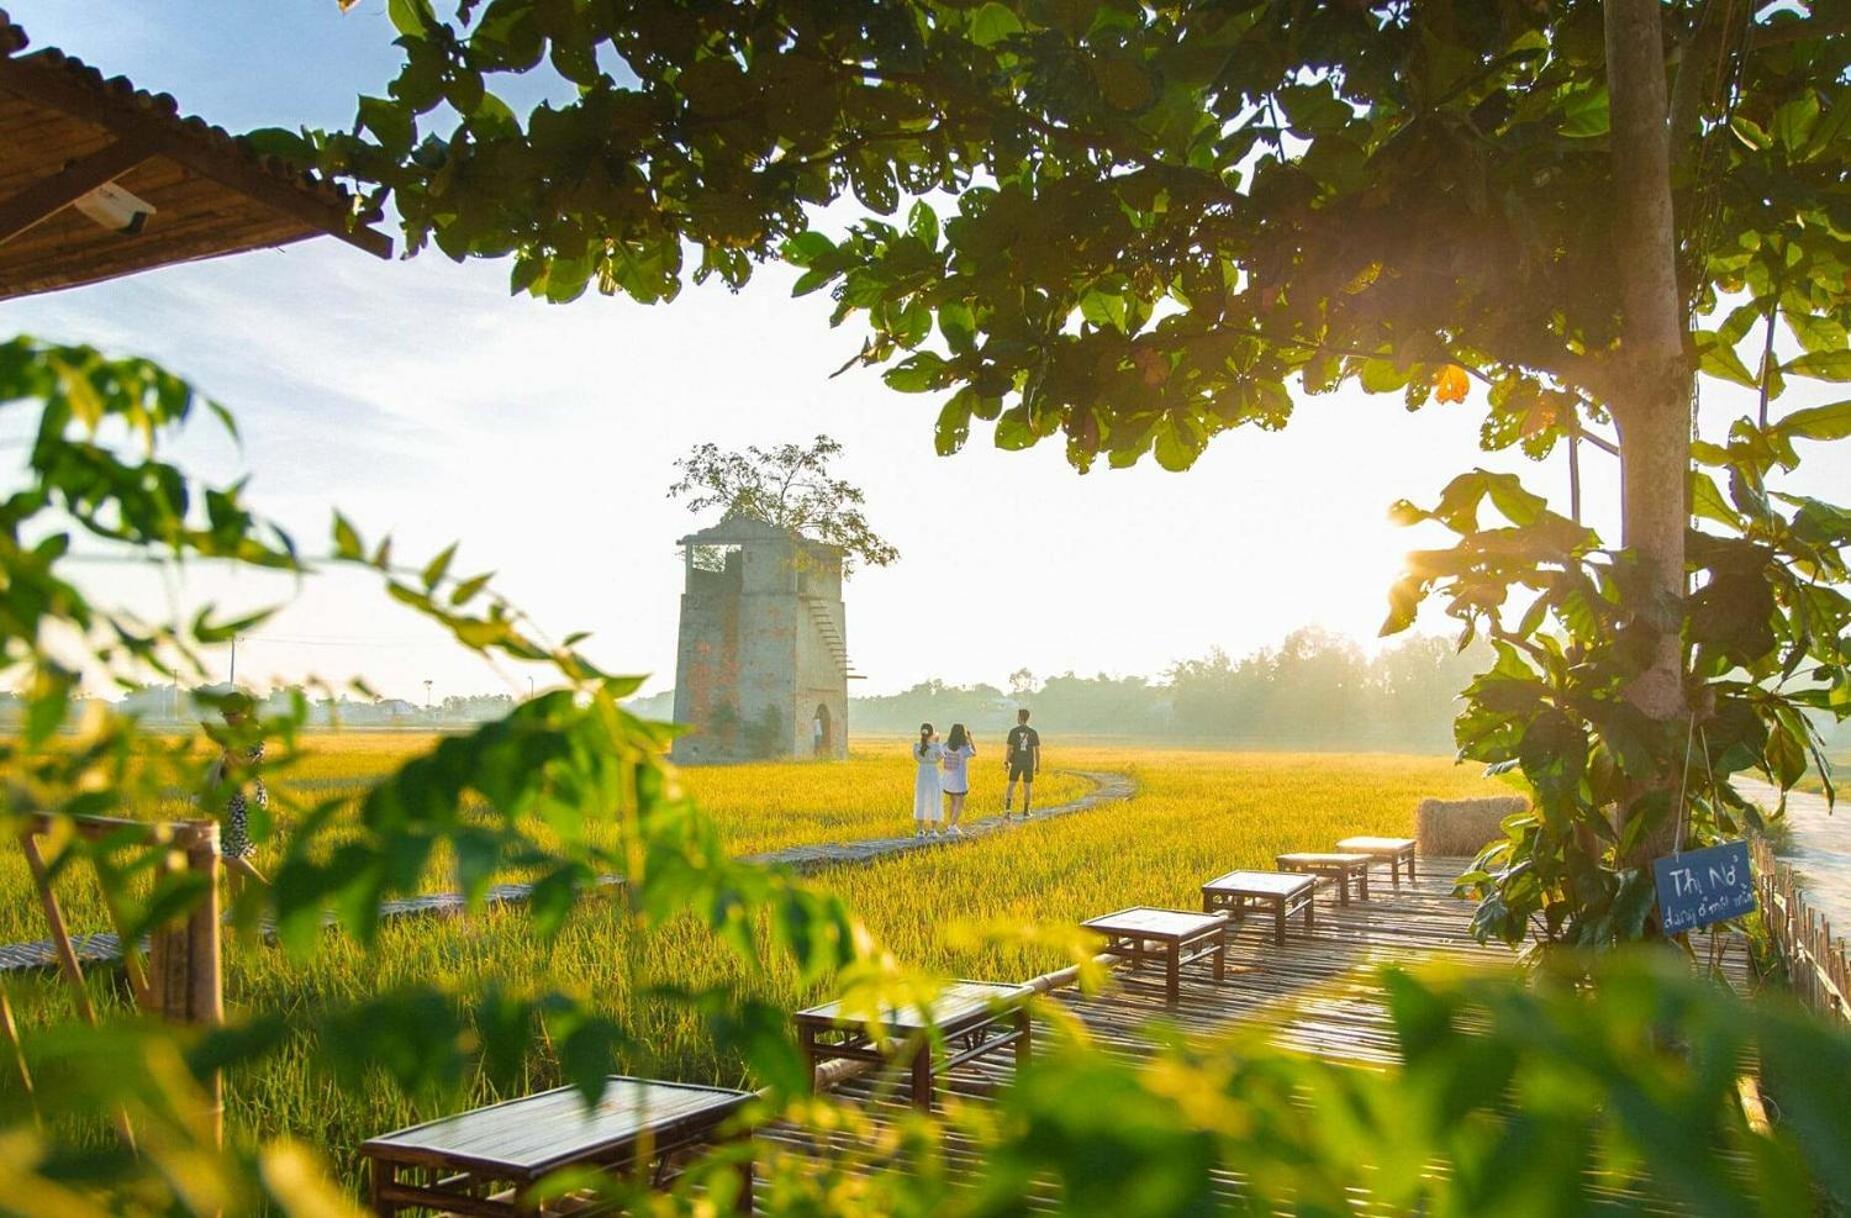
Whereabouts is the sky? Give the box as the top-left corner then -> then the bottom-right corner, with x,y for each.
7,2 -> 1847,704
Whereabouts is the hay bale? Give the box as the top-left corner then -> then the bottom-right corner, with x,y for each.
1416,794 -> 1528,857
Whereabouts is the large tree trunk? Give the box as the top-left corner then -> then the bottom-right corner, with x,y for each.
1605,0 -> 1690,847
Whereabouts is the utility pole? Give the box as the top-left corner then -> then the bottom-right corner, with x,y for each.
423,679 -> 433,710
228,635 -> 238,685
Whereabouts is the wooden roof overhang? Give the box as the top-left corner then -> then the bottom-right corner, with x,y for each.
0,10 -> 390,300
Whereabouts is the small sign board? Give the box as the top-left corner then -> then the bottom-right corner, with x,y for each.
1653,840 -> 1756,935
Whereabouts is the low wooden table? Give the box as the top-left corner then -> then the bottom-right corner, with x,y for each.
1336,836 -> 1418,888
1201,870 -> 1317,945
795,979 -> 1032,1113
361,1076 -> 755,1215
1082,907 -> 1227,1008
1276,852 -> 1374,904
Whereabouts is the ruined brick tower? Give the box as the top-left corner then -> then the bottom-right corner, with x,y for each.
671,515 -> 851,764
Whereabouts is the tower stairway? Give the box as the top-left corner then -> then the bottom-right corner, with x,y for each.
802,595 -> 859,679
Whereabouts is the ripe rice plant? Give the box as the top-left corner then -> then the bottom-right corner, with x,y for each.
0,745 -> 1507,1191
0,735 -> 1087,944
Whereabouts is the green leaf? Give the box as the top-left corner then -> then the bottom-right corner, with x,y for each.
882,351 -> 948,393
332,513 -> 365,561
1785,350 -> 1851,382
907,200 -> 939,248
1358,358 -> 1410,394
388,0 -> 437,37
450,572 -> 494,607
357,96 -> 415,155
1558,84 -> 1609,137
970,2 -> 1023,48
782,231 -> 834,267
1482,472 -> 1546,527
935,389 -> 973,456
1771,93 -> 1821,153
1695,333 -> 1757,388
1153,415 -> 1202,472
421,543 -> 457,591
994,404 -> 1035,450
1730,113 -> 1771,150
1690,472 -> 1742,528
1775,400 -> 1851,442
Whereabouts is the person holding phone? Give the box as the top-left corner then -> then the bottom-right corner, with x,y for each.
940,723 -> 976,837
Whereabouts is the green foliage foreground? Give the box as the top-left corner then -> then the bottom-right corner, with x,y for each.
3,0 -> 1850,1209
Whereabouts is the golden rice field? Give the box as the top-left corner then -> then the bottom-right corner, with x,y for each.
0,735 -> 1087,944
3,738 -> 1510,1189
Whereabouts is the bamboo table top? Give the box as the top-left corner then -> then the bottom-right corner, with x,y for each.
796,980 -> 1030,1033
1277,852 -> 1374,868
1203,870 -> 1317,896
1336,836 -> 1417,852
360,1077 -> 752,1179
1084,906 -> 1225,940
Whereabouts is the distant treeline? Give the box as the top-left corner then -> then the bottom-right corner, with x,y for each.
839,631 -> 1851,758
846,629 -> 1489,752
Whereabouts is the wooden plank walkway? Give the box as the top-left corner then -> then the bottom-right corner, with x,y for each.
0,770 -> 1135,974
764,857 -> 1757,1209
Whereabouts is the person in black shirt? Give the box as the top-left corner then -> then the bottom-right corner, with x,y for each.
1004,708 -> 1041,818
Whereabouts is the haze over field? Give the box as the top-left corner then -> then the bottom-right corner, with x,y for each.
8,2 -> 1848,707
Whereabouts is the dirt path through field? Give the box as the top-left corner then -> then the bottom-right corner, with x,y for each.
0,768 -> 1137,973
738,768 -> 1135,872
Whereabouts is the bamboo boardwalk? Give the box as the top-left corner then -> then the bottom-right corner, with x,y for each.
765,857 -> 1757,1210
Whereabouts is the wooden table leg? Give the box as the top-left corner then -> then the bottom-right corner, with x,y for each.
1272,897 -> 1287,946
1408,851 -> 1417,883
911,1042 -> 933,1112
368,1158 -> 394,1217
1304,891 -> 1316,933
1357,866 -> 1370,902
1334,869 -> 1351,906
800,1025 -> 821,1093
1388,854 -> 1401,890
1014,1006 -> 1032,1069
1166,939 -> 1181,1008
1212,933 -> 1226,982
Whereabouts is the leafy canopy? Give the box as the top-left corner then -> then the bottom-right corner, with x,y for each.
668,434 -> 898,573
304,1 -> 1850,470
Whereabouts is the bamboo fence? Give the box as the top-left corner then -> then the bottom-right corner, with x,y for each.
1751,836 -> 1850,1023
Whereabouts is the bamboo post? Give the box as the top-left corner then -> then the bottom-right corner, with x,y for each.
18,832 -> 98,1026
147,822 -> 223,1148
0,984 -> 34,1115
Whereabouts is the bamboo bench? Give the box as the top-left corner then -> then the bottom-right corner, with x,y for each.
795,979 -> 1032,1113
1335,836 -> 1418,888
1201,870 -> 1317,945
1276,852 -> 1374,904
1082,906 -> 1227,1008
361,1076 -> 754,1215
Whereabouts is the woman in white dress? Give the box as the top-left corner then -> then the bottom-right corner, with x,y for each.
912,722 -> 944,838
940,723 -> 976,837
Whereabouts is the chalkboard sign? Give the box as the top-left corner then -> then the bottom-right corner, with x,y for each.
1653,840 -> 1756,935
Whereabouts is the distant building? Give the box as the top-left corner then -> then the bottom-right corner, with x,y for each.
671,516 -> 850,764
120,683 -> 186,722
